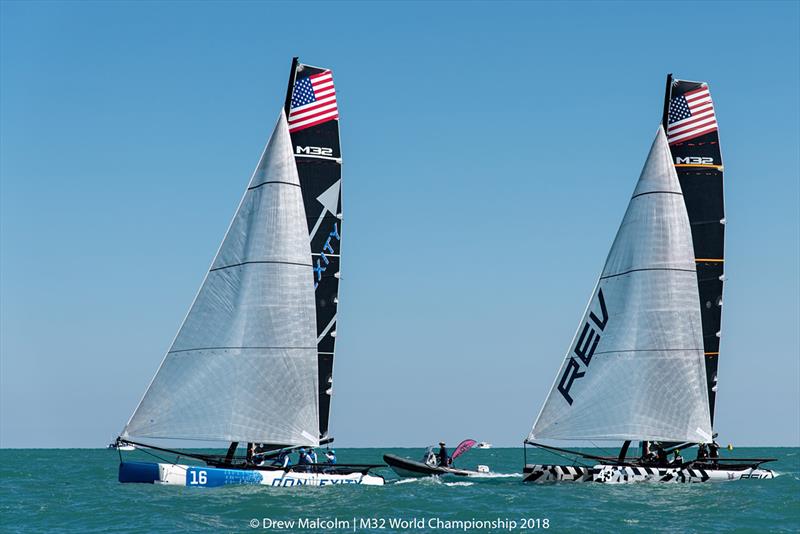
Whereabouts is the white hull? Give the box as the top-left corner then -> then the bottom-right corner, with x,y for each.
119,461 -> 384,487
524,464 -> 776,484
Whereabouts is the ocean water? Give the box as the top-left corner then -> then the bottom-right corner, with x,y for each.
1,447 -> 797,533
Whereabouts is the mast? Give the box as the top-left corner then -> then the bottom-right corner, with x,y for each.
661,73 -> 673,131
284,58 -> 343,441
284,57 -> 299,118
662,76 -> 725,426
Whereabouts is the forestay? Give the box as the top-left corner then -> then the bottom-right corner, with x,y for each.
123,112 -> 320,447
529,127 -> 712,443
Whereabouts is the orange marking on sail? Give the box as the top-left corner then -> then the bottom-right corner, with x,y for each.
674,164 -> 724,170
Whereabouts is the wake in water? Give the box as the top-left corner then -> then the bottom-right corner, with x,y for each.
467,472 -> 523,479
390,472 -> 521,486
391,476 -> 474,487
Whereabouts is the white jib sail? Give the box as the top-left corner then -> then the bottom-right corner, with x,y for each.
123,112 -> 320,446
529,127 -> 712,443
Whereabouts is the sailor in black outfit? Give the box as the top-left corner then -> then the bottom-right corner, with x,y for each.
709,440 -> 720,467
654,443 -> 669,467
438,442 -> 450,467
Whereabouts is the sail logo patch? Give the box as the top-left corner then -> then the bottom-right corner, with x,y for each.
314,223 -> 340,289
557,288 -> 608,405
296,145 -> 333,157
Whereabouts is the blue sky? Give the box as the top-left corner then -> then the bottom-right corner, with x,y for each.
1,1 -> 798,448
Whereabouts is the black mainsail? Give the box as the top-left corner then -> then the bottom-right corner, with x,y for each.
662,75 -> 725,424
284,58 -> 342,440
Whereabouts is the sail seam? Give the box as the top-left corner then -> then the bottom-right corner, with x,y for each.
168,347 -> 317,354
630,190 -> 683,200
600,267 -> 695,280
210,260 -> 312,272
591,348 -> 703,356
248,180 -> 302,191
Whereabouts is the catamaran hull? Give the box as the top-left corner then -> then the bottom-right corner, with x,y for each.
119,461 -> 384,487
523,464 -> 776,484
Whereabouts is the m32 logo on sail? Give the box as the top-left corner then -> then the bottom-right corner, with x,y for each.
557,288 -> 608,405
676,156 -> 714,165
296,146 -> 333,156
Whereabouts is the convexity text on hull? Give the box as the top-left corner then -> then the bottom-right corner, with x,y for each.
119,462 -> 384,487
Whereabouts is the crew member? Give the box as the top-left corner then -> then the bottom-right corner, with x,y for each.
671,449 -> 684,466
696,443 -> 709,461
272,450 -> 291,468
654,443 -> 668,467
325,449 -> 337,465
298,448 -> 312,465
709,440 -> 720,467
438,442 -> 450,467
308,448 -> 318,464
641,441 -> 657,465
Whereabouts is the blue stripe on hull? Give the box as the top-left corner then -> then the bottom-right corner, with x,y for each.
119,461 -> 159,484
185,466 -> 263,487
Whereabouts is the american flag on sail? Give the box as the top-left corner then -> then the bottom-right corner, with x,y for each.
288,70 -> 338,133
667,85 -> 718,144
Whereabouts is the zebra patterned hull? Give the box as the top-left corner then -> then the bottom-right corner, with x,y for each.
523,464 -> 776,483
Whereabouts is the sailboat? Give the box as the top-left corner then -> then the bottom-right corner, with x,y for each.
115,58 -> 384,487
523,76 -> 776,484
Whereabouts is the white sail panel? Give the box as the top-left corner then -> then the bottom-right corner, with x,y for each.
529,127 -> 711,443
123,112 -> 319,446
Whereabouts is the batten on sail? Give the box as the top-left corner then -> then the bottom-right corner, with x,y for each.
529,127 -> 712,444
122,112 -> 320,447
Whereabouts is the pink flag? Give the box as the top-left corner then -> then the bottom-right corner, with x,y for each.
451,439 -> 477,461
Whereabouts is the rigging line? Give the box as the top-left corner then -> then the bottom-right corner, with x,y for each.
540,447 -> 591,468
247,180 -> 301,191
135,445 -> 190,472
589,441 -> 616,459
209,260 -> 312,272
600,267 -> 696,280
